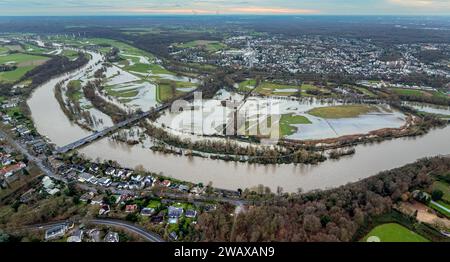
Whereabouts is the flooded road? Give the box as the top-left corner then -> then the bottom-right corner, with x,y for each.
27,53 -> 450,193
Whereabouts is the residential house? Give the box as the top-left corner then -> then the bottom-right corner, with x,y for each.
104,231 -> 119,242
185,209 -> 197,218
98,204 -> 110,216
78,172 -> 94,183
67,229 -> 83,242
104,167 -> 116,176
178,184 -> 189,192
45,224 -> 68,240
140,207 -> 155,216
87,229 -> 101,242
190,186 -> 204,195
91,195 -> 103,205
125,204 -> 138,213
79,192 -> 95,203
97,177 -> 111,187
168,206 -> 183,224
161,180 -> 171,187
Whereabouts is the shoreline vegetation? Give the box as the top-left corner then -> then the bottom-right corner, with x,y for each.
192,156 -> 450,242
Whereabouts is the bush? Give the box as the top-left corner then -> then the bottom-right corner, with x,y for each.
431,190 -> 444,201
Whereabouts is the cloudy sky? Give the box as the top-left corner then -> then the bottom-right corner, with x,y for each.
0,0 -> 449,15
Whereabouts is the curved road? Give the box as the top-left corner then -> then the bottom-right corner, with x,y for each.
27,218 -> 164,242
87,219 -> 165,242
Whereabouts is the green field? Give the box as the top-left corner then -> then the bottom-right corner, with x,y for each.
88,38 -> 155,59
238,79 -> 257,90
0,53 -> 47,65
0,53 -> 48,82
279,114 -> 311,137
391,88 -> 430,97
155,79 -> 196,102
363,223 -> 429,242
156,83 -> 183,103
0,65 -> 35,83
0,46 -> 8,54
176,40 -> 226,52
126,63 -> 172,75
308,105 -> 379,119
352,86 -> 376,97
239,81 -> 325,97
61,50 -> 79,59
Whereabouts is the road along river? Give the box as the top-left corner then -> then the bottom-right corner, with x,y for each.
27,54 -> 450,193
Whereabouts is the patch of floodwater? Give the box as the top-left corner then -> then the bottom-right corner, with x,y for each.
154,74 -> 200,84
85,106 -> 114,130
404,102 -> 450,116
46,49 -> 62,55
176,87 -> 197,92
156,98 -> 232,136
106,68 -> 141,85
287,109 -> 406,140
273,88 -> 298,93
121,54 -> 151,64
127,82 -> 159,111
104,81 -> 158,111
156,92 -> 407,141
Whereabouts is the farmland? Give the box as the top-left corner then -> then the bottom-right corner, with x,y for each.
0,53 -> 49,83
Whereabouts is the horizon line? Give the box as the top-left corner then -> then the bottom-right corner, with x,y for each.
0,14 -> 449,17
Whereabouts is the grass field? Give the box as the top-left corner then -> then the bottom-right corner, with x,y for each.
61,50 -> 79,59
391,88 -> 431,97
363,223 -> 429,242
176,40 -> 226,52
0,53 -> 48,65
21,43 -> 48,54
88,38 -> 155,59
126,63 -> 172,75
0,46 -> 8,54
0,53 -> 48,83
0,65 -> 35,83
156,79 -> 195,102
239,81 -> 325,97
156,83 -> 183,102
279,114 -> 311,137
238,79 -> 257,90
352,86 -> 376,97
308,105 -> 379,119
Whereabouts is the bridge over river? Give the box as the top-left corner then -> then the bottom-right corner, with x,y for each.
55,103 -> 170,154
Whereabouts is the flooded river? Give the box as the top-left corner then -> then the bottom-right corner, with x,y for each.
27,53 -> 450,192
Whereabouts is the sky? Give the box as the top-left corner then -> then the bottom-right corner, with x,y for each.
0,0 -> 449,16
